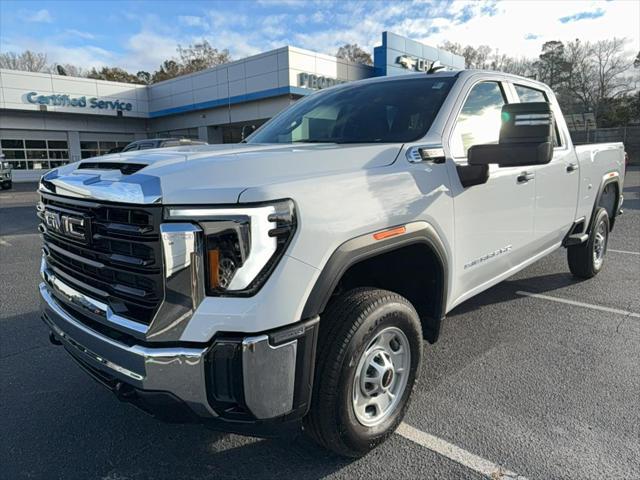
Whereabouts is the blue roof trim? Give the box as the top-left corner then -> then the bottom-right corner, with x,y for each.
148,85 -> 313,118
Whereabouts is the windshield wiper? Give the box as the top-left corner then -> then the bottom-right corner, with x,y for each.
290,139 -> 335,143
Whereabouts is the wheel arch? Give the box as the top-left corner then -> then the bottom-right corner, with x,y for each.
301,221 -> 449,343
591,173 -> 622,231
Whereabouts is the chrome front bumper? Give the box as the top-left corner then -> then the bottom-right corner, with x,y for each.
40,282 -> 215,417
40,278 -> 318,423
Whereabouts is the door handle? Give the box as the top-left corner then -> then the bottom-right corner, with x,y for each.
517,172 -> 535,183
566,163 -> 578,172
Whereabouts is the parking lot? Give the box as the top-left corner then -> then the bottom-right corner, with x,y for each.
1,169 -> 638,480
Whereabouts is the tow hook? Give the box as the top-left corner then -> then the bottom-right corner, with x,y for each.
114,381 -> 136,400
48,331 -> 62,346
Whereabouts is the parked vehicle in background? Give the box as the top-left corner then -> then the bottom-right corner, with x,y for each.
106,146 -> 125,154
1,154 -> 12,189
37,70 -> 625,457
121,138 -> 207,152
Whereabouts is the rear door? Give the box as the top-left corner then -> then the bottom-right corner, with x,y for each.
445,78 -> 536,306
509,83 -> 580,248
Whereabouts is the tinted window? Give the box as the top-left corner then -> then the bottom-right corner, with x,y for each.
451,82 -> 506,157
1,139 -> 24,149
514,84 -> 561,147
47,140 -> 68,149
514,84 -> 546,103
248,78 -> 456,144
25,140 -> 47,149
138,142 -> 156,150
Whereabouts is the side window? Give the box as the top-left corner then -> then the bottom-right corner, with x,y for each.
514,84 -> 562,147
451,82 -> 506,158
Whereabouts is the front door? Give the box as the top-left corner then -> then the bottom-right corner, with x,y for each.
446,80 -> 536,307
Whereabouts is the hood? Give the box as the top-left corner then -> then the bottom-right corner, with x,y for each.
43,143 -> 402,204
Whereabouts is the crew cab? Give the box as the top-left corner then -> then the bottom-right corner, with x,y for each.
37,70 -> 624,457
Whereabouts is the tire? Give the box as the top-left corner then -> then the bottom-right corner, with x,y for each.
303,287 -> 422,457
568,207 -> 609,279
0,182 -> 9,190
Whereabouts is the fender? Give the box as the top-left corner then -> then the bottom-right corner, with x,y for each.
301,221 -> 449,341
590,171 -> 622,231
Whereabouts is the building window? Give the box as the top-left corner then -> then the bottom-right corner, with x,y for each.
0,139 -> 70,169
80,140 -> 129,159
155,128 -> 199,140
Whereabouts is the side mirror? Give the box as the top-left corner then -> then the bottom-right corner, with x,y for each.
468,102 -> 553,168
241,124 -> 257,141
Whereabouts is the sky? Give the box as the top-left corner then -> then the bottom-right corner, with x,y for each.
1,0 -> 638,73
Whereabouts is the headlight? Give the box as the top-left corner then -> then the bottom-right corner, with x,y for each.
165,199 -> 296,295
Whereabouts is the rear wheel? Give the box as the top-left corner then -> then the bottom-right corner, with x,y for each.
303,288 -> 422,457
568,207 -> 609,279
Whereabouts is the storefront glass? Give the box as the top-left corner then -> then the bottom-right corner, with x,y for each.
0,139 -> 70,169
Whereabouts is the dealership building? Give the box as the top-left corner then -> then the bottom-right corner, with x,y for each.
0,32 -> 464,180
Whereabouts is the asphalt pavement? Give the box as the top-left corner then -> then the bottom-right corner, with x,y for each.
1,169 -> 638,480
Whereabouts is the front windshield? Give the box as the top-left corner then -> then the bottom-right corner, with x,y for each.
247,77 -> 456,144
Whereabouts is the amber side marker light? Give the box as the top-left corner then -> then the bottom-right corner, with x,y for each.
207,249 -> 221,288
373,226 -> 406,241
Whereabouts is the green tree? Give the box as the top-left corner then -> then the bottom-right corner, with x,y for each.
87,66 -> 142,84
151,60 -> 182,83
535,41 -> 569,90
136,71 -> 151,84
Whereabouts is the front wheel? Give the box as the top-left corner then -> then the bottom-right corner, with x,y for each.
303,288 -> 422,457
568,207 -> 609,279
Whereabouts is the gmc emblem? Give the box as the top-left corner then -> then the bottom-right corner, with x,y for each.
44,210 -> 89,243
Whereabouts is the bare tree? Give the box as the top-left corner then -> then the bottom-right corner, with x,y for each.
0,50 -> 48,72
336,44 -> 372,65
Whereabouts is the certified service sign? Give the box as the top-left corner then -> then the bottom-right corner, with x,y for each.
25,91 -> 133,111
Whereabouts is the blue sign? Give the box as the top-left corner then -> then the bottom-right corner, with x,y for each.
373,32 -> 465,77
25,92 -> 133,111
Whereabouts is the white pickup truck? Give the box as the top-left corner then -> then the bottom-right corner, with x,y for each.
38,70 -> 625,457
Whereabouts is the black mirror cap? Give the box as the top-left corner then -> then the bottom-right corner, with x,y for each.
468,141 -> 553,167
456,164 -> 489,188
500,102 -> 553,145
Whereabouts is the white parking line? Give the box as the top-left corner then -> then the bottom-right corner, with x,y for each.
516,291 -> 640,318
397,423 -> 528,479
608,249 -> 640,255
0,237 -> 12,247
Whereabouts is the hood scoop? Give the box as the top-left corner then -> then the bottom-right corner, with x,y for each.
78,162 -> 147,175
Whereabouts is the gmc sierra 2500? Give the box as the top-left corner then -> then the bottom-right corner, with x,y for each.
38,70 -> 625,457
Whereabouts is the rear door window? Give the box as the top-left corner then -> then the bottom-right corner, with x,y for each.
514,84 -> 562,147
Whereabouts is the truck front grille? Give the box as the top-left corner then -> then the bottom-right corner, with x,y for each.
38,193 -> 163,325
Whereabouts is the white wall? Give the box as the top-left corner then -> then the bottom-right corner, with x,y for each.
0,69 -> 149,117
